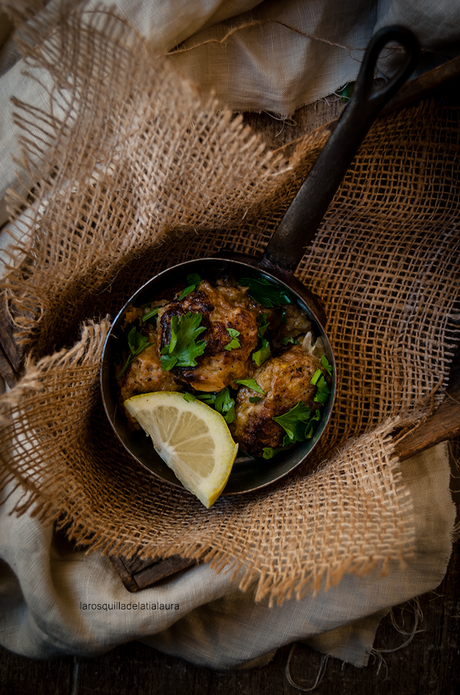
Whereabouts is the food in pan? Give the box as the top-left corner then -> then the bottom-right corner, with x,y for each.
232,344 -> 329,457
114,272 -> 332,502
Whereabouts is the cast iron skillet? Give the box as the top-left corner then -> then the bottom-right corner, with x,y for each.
100,26 -> 420,495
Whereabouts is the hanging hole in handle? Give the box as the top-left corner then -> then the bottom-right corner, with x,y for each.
354,26 -> 420,106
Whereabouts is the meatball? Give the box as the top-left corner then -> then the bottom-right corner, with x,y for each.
118,323 -> 181,404
231,345 -> 323,456
157,279 -> 261,392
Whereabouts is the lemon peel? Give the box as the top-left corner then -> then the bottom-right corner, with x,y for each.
124,391 -> 238,507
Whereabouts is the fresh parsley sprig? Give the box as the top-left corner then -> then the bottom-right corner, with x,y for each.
215,388 -> 236,423
225,328 -> 241,351
273,401 -> 313,444
310,356 -> 332,405
262,357 -> 333,459
142,307 -> 160,323
117,326 -> 153,379
234,378 -> 264,394
240,276 -> 294,307
196,387 -> 236,424
262,401 -> 318,459
160,312 -> 207,371
178,273 -> 202,300
320,354 -> 333,375
252,339 -> 270,366
252,312 -> 271,366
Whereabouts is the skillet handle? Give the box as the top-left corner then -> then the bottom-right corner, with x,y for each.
260,25 -> 420,274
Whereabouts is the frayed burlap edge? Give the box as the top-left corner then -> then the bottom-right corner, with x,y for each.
0,1 -> 332,360
0,320 -> 417,606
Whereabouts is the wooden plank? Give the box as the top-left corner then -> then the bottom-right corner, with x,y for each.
134,556 -> 197,590
395,398 -> 460,462
0,292 -> 22,374
383,54 -> 460,115
108,556 -> 139,593
109,554 -> 197,592
0,343 -> 16,388
395,349 -> 460,461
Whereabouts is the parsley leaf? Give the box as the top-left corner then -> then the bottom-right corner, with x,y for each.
320,354 -> 333,375
305,409 -> 321,438
215,388 -> 236,423
142,307 -> 160,323
257,312 -> 270,338
234,378 -> 265,395
225,327 -> 241,351
252,338 -> 271,366
310,364 -> 331,405
178,273 -> 202,300
197,387 -> 236,424
196,392 -> 215,405
314,375 -> 330,404
262,446 -> 283,459
117,326 -> 153,379
240,277 -> 294,307
160,312 -> 207,371
273,401 -> 313,444
263,400 -> 324,458
251,312 -> 271,366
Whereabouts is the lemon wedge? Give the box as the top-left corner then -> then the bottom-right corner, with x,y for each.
124,391 -> 239,507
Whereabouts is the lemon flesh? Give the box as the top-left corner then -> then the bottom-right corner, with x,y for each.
124,391 -> 239,507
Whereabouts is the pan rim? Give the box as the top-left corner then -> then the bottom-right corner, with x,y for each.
100,256 -> 336,496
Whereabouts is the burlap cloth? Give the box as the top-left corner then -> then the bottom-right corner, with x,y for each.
0,0 -> 458,670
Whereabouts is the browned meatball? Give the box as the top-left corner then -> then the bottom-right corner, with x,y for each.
231,345 -> 323,456
157,279 -> 261,392
118,323 -> 181,404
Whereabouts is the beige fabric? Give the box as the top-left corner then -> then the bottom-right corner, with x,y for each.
1,0 -> 460,228
304,442 -> 457,666
0,444 -> 454,667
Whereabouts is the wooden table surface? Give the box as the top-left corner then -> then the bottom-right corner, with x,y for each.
1,65 -> 460,695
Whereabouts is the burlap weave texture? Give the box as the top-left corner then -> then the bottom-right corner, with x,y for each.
0,5 -> 459,605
